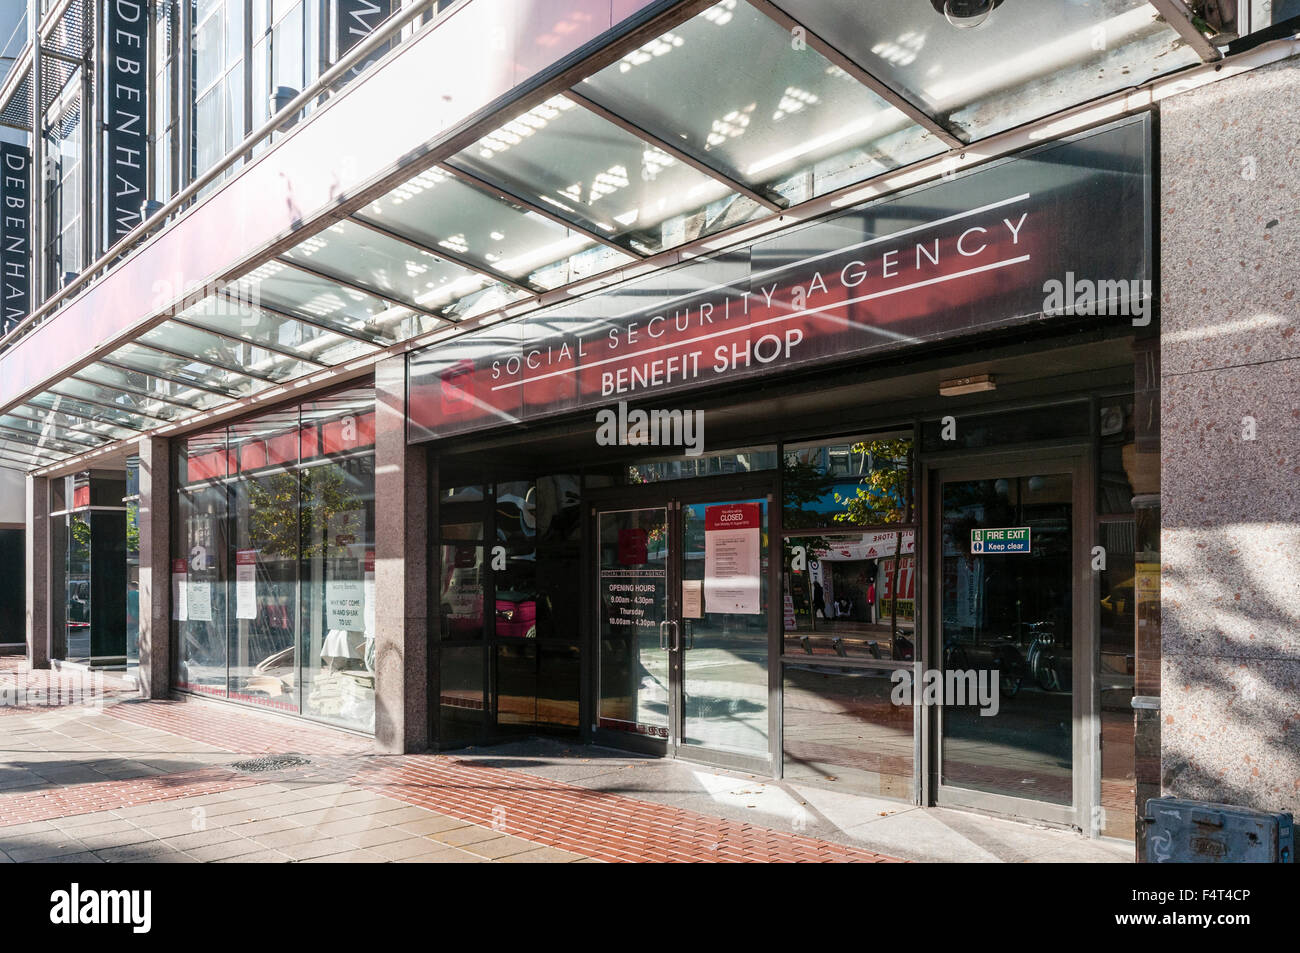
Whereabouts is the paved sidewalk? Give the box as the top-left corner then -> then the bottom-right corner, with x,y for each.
0,658 -> 898,863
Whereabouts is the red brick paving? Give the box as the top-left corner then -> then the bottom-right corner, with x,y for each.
356,757 -> 897,863
0,768 -> 263,828
1,657 -> 902,862
102,696 -> 372,757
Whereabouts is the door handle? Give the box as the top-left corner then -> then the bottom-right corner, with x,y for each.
659,620 -> 670,650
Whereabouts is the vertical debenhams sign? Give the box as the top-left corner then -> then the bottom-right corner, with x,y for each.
336,0 -> 395,75
0,142 -> 29,335
106,0 -> 148,243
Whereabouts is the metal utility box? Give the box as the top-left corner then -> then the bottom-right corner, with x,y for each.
1144,797 -> 1294,863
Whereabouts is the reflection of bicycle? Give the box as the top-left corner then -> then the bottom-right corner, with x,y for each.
944,638 -> 1023,699
990,642 -> 1023,698
1025,623 -> 1064,692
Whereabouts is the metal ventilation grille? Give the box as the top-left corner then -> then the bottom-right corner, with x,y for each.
47,86 -> 81,141
40,58 -> 82,116
44,0 -> 92,61
0,67 -> 31,130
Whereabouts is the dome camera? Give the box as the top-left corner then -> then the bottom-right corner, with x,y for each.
929,0 -> 1004,29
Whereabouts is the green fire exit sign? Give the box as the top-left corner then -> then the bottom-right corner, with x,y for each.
971,527 -> 1031,554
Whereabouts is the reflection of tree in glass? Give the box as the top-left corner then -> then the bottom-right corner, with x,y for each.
301,466 -> 363,559
126,502 -> 140,556
247,468 -> 362,559
245,468 -> 361,556
783,438 -> 911,529
70,514 -> 91,548
246,473 -> 301,558
834,439 -> 911,526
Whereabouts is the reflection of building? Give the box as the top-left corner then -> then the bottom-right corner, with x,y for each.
2,0 -> 1298,858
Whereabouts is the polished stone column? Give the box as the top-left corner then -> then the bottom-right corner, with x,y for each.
373,354 -> 429,753
136,437 -> 171,699
1159,57 -> 1300,822
24,475 -> 49,668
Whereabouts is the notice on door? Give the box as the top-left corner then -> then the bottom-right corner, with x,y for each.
601,571 -> 663,632
327,580 -> 367,631
682,579 -> 703,619
971,527 -> 1031,554
188,581 -> 212,622
704,502 -> 761,614
235,550 -> 257,620
171,558 -> 187,622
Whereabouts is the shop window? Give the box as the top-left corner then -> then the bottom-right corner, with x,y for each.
125,456 -> 141,676
783,435 -> 912,530
440,644 -> 485,741
489,476 -> 582,733
538,641 -> 581,731
495,480 -> 536,623
438,472 -> 583,739
782,533 -> 914,661
174,432 -> 230,697
171,385 -> 377,730
65,512 -> 92,663
300,391 -> 377,733
439,532 -> 484,641
228,411 -> 300,713
496,642 -> 537,727
783,664 -> 914,800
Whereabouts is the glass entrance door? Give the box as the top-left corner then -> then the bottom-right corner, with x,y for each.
593,486 -> 773,770
596,506 -> 672,744
678,496 -> 770,760
931,458 -> 1087,827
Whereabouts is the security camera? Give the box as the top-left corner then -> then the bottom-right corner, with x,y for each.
929,0 -> 1004,29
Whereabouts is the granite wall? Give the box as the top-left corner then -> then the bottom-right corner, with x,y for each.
1159,55 -> 1300,816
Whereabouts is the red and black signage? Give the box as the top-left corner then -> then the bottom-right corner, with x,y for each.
408,117 -> 1151,443
704,502 -> 761,532
105,0 -> 149,243
0,142 -> 29,334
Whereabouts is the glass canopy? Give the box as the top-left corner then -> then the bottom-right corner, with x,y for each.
0,0 -> 1206,472
577,0 -> 943,203
777,0 -> 1202,141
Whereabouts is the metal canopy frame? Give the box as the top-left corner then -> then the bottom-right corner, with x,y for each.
0,0 -> 1263,475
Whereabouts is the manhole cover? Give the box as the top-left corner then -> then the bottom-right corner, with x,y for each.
231,754 -> 311,773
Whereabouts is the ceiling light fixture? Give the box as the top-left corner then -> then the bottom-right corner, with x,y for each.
939,373 -> 996,396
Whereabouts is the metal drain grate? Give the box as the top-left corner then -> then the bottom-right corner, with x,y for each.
231,754 -> 312,773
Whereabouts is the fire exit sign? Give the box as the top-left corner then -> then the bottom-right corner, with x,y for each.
971,527 -> 1031,554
